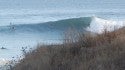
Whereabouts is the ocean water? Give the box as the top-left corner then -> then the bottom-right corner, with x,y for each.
0,0 -> 125,68
0,9 -> 124,65
0,9 -> 93,66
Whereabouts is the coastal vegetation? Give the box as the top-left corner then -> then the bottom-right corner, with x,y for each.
13,27 -> 125,70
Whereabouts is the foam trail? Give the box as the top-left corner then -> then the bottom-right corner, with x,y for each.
87,16 -> 125,33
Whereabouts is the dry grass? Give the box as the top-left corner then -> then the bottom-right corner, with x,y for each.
13,27 -> 125,70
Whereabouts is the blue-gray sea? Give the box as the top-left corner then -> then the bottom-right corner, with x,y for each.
0,0 -> 125,66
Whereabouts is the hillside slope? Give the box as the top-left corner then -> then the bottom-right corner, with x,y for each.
13,27 -> 125,70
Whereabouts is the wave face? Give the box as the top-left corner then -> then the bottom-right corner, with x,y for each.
0,17 -> 92,34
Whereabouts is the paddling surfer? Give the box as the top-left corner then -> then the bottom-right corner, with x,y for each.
1,47 -> 6,49
10,22 -> 15,30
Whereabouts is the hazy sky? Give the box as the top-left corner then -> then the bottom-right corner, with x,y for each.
0,0 -> 125,9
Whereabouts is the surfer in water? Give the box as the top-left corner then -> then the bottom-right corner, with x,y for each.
1,47 -> 6,49
10,22 -> 15,30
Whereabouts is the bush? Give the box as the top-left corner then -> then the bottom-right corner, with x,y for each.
13,27 -> 125,70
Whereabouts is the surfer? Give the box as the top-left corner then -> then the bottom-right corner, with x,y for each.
12,26 -> 15,30
1,47 -> 6,49
10,22 -> 15,30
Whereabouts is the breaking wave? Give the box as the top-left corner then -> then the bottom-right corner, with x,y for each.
87,16 -> 125,33
0,16 -> 124,34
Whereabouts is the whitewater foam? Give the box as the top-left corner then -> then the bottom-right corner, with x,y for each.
0,59 -> 9,66
87,16 -> 125,33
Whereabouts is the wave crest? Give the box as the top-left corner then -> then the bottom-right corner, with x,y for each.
87,16 -> 125,33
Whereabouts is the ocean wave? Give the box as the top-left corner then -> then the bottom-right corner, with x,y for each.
87,16 -> 125,33
0,16 -> 124,34
0,17 -> 92,34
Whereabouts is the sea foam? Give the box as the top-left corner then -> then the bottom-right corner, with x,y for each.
87,16 -> 125,33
